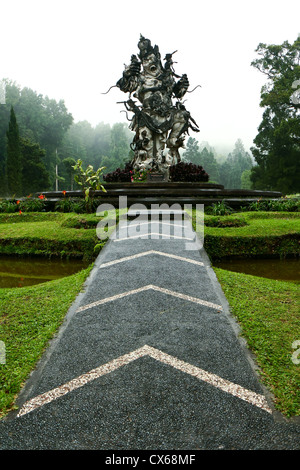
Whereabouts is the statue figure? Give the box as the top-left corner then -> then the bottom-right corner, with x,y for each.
115,35 -> 200,177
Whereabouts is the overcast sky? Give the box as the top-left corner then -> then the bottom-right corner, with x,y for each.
1,0 -> 299,155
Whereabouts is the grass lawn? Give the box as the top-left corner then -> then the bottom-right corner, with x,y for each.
0,211 -> 117,260
198,211 -> 300,260
203,211 -> 300,236
0,266 -> 93,417
214,268 -> 299,417
0,210 -> 299,418
0,211 -> 115,417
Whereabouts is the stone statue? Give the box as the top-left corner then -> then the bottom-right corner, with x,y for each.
114,35 -> 200,178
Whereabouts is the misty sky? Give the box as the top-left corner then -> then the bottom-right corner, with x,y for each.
1,0 -> 299,155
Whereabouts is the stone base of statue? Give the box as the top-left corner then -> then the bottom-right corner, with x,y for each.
41,184 -> 282,211
132,150 -> 173,181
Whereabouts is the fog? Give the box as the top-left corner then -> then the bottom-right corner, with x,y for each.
1,0 -> 299,154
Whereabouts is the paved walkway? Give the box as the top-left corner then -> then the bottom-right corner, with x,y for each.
0,210 -> 299,449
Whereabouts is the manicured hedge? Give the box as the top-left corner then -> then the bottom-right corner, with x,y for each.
204,233 -> 300,260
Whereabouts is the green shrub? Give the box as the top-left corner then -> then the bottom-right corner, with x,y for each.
205,200 -> 233,216
70,200 -> 86,213
19,198 -> 46,212
61,215 -> 100,229
246,198 -> 300,212
54,197 -> 74,213
0,200 -> 17,213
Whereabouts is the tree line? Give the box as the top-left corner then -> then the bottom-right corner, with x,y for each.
0,84 -> 260,195
185,35 -> 299,194
182,137 -> 254,189
0,80 -> 133,197
0,85 -> 257,195
0,34 -> 299,197
0,80 -> 73,196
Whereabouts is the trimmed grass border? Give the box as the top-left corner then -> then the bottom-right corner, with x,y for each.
214,268 -> 300,417
0,266 -> 93,417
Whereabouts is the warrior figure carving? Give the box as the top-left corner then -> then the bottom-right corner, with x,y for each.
116,35 -> 200,177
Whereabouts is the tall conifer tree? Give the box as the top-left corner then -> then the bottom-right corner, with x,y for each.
6,106 -> 22,196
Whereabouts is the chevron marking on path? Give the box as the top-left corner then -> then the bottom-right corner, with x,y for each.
75,284 -> 222,313
100,251 -> 205,268
17,345 -> 272,417
113,233 -> 195,242
115,220 -> 195,235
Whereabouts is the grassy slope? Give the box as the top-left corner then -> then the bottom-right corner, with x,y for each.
0,265 -> 93,417
0,212 -> 111,416
0,212 -> 109,260
214,268 -> 299,417
201,212 -> 300,260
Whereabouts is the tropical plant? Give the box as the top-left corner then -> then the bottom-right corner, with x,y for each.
19,196 -> 46,212
206,200 -> 233,216
72,159 -> 106,212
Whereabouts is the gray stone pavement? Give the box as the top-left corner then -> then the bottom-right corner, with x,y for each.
0,212 -> 299,450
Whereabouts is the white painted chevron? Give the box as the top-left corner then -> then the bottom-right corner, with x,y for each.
75,284 -> 222,313
113,232 -> 195,242
17,345 -> 272,417
100,250 -> 205,268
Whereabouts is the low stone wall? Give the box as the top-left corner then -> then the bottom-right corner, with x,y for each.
39,183 -> 282,210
